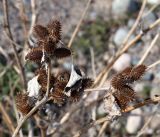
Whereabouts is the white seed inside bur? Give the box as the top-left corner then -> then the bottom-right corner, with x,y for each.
27,76 -> 41,97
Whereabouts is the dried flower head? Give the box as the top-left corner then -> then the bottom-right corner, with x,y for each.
33,25 -> 49,39
54,47 -> 71,59
47,19 -> 62,43
25,47 -> 43,62
16,92 -> 34,115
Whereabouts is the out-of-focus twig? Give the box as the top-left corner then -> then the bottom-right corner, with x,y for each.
97,121 -> 108,137
136,104 -> 159,137
16,0 -> 28,39
121,0 -> 147,48
0,102 -> 15,134
122,96 -> 160,113
67,0 -> 92,48
90,47 -> 96,79
94,18 -> 160,87
147,60 -> 160,70
2,0 -> 27,90
28,0 -> 37,37
138,33 -> 159,65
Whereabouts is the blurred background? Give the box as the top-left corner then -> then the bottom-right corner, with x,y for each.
0,0 -> 160,137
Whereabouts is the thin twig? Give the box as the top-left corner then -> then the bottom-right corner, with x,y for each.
138,33 -> 159,65
90,47 -> 96,79
0,102 -> 15,133
94,18 -> 160,87
67,0 -> 92,48
16,0 -> 28,39
136,104 -> 159,137
97,121 -> 108,137
2,0 -> 27,90
122,96 -> 160,113
28,0 -> 37,37
147,60 -> 160,70
121,0 -> 147,47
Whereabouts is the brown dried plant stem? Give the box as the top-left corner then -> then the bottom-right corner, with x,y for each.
94,18 -> 160,87
12,60 -> 52,137
138,33 -> 159,65
67,0 -> 92,48
28,0 -> 37,37
16,0 -> 28,39
75,96 -> 160,137
121,0 -> 147,48
2,0 -> 27,90
0,102 -> 15,134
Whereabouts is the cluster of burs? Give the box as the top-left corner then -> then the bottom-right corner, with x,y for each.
16,19 -> 93,115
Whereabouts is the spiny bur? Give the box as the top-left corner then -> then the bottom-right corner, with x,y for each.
16,92 -> 34,115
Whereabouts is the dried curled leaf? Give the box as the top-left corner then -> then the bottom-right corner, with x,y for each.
33,25 -> 49,39
25,47 -> 43,62
104,90 -> 121,120
47,19 -> 62,43
54,47 -> 71,59
16,92 -> 35,115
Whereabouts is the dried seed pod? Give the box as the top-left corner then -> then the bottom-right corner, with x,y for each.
16,92 -> 34,115
130,64 -> 147,81
121,67 -> 132,76
111,74 -> 127,90
56,71 -> 70,83
36,69 -> 55,91
47,20 -> 62,43
25,47 -> 43,62
49,88 -> 66,105
69,91 -> 83,102
82,78 -> 93,89
111,67 -> 135,90
33,25 -> 49,39
54,47 -> 71,58
36,39 -> 56,55
113,86 -> 135,109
